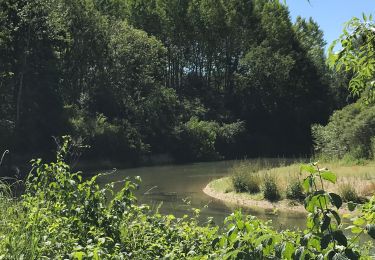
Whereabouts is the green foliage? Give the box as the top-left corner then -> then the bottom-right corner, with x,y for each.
173,117 -> 244,162
286,178 -> 305,201
328,15 -> 375,103
66,106 -> 149,160
0,139 -> 375,258
299,163 -> 367,259
312,101 -> 375,160
172,117 -> 219,162
0,0 -> 333,160
233,1 -> 331,156
262,174 -> 281,202
232,172 -> 261,194
0,136 -> 140,258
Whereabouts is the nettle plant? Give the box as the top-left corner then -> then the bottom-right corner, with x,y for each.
299,163 -> 374,259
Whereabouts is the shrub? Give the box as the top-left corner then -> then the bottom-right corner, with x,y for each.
312,101 -> 375,160
67,106 -> 149,161
232,172 -> 261,194
231,163 -> 262,194
339,183 -> 360,203
173,117 -> 245,162
263,174 -> 281,202
286,179 -> 305,201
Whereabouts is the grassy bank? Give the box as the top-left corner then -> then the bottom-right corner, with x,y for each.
205,160 -> 375,210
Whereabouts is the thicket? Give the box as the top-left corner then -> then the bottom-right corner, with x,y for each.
0,0 -> 337,164
1,137 -> 375,259
317,13 -> 375,162
312,101 -> 375,161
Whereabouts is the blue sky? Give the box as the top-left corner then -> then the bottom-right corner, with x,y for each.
286,0 -> 374,49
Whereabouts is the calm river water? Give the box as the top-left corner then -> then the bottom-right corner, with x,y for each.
96,160 -> 306,230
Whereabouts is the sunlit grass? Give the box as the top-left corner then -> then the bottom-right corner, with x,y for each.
212,160 -> 375,201
208,177 -> 264,201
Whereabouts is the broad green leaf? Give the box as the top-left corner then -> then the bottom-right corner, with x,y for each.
237,220 -> 245,230
300,164 -> 317,174
72,252 -> 85,260
353,217 -> 365,226
329,193 -> 343,209
219,237 -> 227,247
344,249 -> 359,260
283,242 -> 294,259
321,215 -> 331,232
351,226 -> 362,234
330,210 -> 341,225
332,230 -> 348,246
302,177 -> 310,192
320,234 -> 331,249
320,171 -> 336,184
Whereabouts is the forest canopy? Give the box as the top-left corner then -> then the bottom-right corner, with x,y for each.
0,0 -> 347,163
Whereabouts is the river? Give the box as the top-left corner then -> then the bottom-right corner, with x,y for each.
96,160 -> 306,230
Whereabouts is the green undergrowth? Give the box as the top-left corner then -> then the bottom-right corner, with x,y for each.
1,137 -> 375,259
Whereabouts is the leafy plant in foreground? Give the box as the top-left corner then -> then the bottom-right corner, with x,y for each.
1,136 -> 140,259
1,137 -> 375,259
299,163 -> 361,259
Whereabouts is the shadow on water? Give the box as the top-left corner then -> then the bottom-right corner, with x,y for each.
95,158 -> 307,230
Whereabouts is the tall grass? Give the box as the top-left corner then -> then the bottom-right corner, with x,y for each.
231,163 -> 261,193
228,160 -> 375,203
286,178 -> 305,201
230,159 -> 285,194
262,174 -> 281,202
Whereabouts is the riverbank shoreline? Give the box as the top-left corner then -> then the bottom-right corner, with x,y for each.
203,178 -> 308,214
203,177 -> 356,215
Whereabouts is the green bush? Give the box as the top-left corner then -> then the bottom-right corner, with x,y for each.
339,183 -> 360,203
66,106 -> 149,161
263,174 -> 281,202
0,139 -> 374,258
232,172 -> 261,194
173,117 -> 244,162
286,179 -> 305,201
230,162 -> 267,194
312,101 -> 375,160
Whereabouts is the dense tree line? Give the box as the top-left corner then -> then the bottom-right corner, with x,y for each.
0,0 -> 346,164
